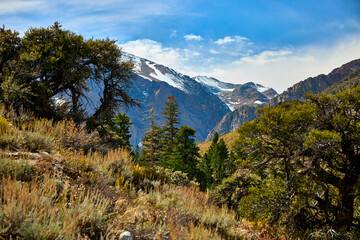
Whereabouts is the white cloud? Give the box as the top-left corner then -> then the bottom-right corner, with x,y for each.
184,34 -> 204,41
170,30 -> 177,38
215,35 -> 249,45
203,34 -> 360,93
235,50 -> 293,64
0,0 -> 46,15
209,49 -> 220,54
120,39 -> 200,73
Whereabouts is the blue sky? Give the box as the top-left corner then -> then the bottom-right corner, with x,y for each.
1,0 -> 360,92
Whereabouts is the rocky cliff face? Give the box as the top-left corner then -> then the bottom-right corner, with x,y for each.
267,58 -> 360,106
206,58 -> 360,141
207,104 -> 258,138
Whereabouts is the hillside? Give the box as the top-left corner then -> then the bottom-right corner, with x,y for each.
322,68 -> 360,95
198,129 -> 238,155
207,58 -> 360,140
0,108 -> 263,240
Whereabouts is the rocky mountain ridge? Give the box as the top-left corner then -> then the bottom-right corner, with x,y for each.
118,52 -> 277,146
192,76 -> 277,111
206,58 -> 360,140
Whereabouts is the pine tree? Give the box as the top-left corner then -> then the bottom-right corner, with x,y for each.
199,152 -> 213,190
162,96 -> 180,151
212,138 -> 228,183
199,131 -> 229,188
133,145 -> 140,163
169,126 -> 200,180
141,104 -> 163,166
110,112 -> 133,150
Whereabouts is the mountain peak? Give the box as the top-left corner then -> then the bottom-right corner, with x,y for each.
118,51 -> 278,145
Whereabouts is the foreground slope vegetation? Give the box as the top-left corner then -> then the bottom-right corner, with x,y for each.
0,107 -> 260,239
212,86 -> 360,239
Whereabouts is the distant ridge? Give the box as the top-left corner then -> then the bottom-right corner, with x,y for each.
206,58 -> 360,141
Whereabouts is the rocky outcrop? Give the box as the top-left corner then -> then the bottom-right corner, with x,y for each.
207,104 -> 259,138
268,58 -> 360,106
120,231 -> 133,240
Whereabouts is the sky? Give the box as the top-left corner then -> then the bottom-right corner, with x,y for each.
1,0 -> 360,93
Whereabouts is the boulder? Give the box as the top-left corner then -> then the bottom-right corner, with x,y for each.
119,231 -> 133,240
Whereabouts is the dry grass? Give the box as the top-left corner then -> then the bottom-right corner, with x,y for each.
107,183 -> 258,239
0,174 -> 111,239
0,108 -> 259,239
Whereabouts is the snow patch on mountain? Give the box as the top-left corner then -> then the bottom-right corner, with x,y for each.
226,101 -> 241,111
193,76 -> 236,95
255,84 -> 270,93
194,76 -> 235,92
147,62 -> 184,90
121,52 -> 142,72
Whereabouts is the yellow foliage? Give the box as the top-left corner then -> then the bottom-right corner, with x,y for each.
0,117 -> 10,134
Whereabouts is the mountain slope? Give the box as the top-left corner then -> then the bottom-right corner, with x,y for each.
207,58 -> 360,140
83,52 -> 277,146
116,52 -> 279,146
193,76 -> 277,111
119,53 -> 232,146
322,68 -> 360,95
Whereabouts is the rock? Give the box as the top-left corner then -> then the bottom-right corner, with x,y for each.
1,151 -> 40,160
39,152 -> 54,161
29,153 -> 41,159
119,231 -> 133,240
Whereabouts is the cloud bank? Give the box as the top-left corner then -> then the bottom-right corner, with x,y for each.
121,34 -> 360,93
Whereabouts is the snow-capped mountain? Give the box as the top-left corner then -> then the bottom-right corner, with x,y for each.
122,53 -> 191,93
192,76 -> 277,111
119,52 -> 230,146
88,52 -> 278,146
192,76 -> 236,94
206,58 -> 360,141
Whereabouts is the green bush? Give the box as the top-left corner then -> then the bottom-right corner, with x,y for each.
211,170 -> 260,210
22,131 -> 53,153
238,176 -> 288,222
0,133 -> 20,150
0,157 -> 39,182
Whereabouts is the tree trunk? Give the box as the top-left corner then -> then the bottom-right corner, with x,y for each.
335,177 -> 355,231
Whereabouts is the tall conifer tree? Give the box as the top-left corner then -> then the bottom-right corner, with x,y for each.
169,126 -> 200,179
162,96 -> 180,151
141,103 -> 163,166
